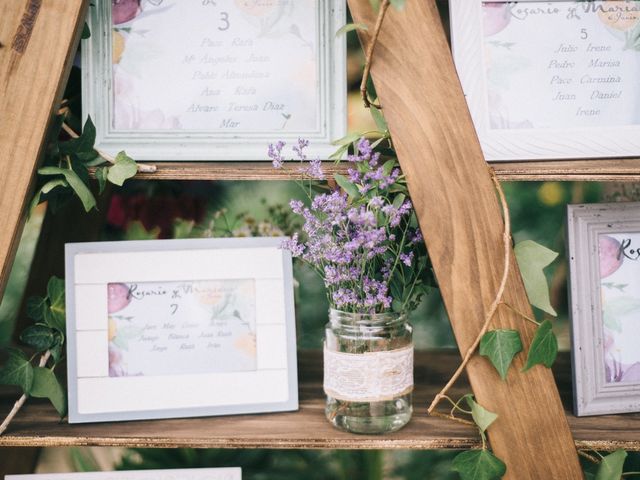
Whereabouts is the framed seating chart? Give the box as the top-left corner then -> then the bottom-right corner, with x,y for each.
65,237 -> 298,423
83,0 -> 347,161
450,0 -> 640,161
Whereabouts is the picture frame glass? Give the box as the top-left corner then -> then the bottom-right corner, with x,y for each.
598,232 -> 640,384
111,0 -> 321,134
84,0 -> 346,160
482,1 -> 640,131
107,279 -> 258,378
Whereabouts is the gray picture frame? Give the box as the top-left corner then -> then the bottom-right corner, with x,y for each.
65,237 -> 298,423
82,0 -> 347,161
567,202 -> 640,417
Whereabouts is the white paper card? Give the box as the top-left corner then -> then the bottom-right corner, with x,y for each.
6,468 -> 241,480
598,232 -> 640,384
107,280 -> 257,377
112,0 -> 319,133
482,2 -> 640,130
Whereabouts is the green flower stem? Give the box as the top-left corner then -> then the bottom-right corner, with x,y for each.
0,349 -> 51,436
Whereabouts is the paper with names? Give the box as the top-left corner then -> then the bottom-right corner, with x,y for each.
112,0 -> 319,132
598,232 -> 640,384
482,1 -> 640,130
107,279 -> 257,378
6,468 -> 242,480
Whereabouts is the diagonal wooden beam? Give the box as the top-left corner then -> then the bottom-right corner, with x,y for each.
0,0 -> 88,298
346,1 -> 583,478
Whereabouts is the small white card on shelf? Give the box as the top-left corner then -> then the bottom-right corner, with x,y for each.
65,237 -> 298,423
6,468 -> 241,480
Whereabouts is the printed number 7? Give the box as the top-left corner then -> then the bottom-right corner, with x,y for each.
219,11 -> 230,31
580,28 -> 588,40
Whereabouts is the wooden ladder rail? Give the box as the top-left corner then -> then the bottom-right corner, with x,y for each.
0,0 -> 88,298
346,1 -> 584,478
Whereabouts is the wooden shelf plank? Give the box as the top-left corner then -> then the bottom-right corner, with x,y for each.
0,351 -> 638,451
98,159 -> 640,182
491,158 -> 640,182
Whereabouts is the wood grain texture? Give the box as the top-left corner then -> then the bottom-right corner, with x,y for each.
0,352 -> 637,451
91,158 -> 640,182
0,0 -> 88,298
346,1 -> 583,478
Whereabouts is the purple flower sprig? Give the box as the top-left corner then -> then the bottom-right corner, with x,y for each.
269,137 -> 433,314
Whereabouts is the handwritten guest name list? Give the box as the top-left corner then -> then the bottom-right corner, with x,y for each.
107,279 -> 257,378
482,1 -> 640,130
111,0 -> 319,132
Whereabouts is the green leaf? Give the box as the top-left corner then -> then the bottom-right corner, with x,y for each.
38,166 -> 96,212
479,329 -> 523,380
603,297 -> 640,333
331,132 -> 361,146
26,296 -> 47,321
20,325 -> 56,352
334,173 -> 360,199
173,219 -> 196,239
329,144 -> 349,161
29,178 -> 69,216
523,320 -> 558,372
107,151 -> 138,186
514,240 -> 558,316
81,22 -> 91,39
335,22 -> 368,36
31,367 -> 67,417
125,221 -> 161,240
463,395 -> 498,433
46,276 -> 66,333
370,107 -> 388,133
452,450 -> 506,480
0,349 -> 34,395
595,449 -> 627,480
95,166 -> 108,194
59,117 -> 96,156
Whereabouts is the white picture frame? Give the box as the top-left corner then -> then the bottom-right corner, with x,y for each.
6,468 -> 241,480
82,0 -> 347,161
449,0 -> 640,161
65,237 -> 298,423
567,202 -> 640,416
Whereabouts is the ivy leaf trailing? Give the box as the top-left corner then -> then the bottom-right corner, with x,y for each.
514,240 -> 559,316
31,115 -> 144,215
452,450 -> 506,480
479,329 -> 523,380
595,450 -> 627,480
522,320 -> 558,372
463,395 -> 498,434
0,276 -> 68,432
0,349 -> 34,395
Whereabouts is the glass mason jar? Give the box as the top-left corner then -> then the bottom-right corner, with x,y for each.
323,309 -> 413,434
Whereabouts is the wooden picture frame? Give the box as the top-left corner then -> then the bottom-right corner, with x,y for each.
567,202 -> 640,416
65,237 -> 298,423
449,0 -> 640,161
82,0 -> 347,161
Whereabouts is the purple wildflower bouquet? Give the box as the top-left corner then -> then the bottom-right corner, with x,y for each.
269,137 -> 433,314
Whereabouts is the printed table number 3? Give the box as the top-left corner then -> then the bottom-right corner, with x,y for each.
200,0 -> 230,31
219,11 -> 230,31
